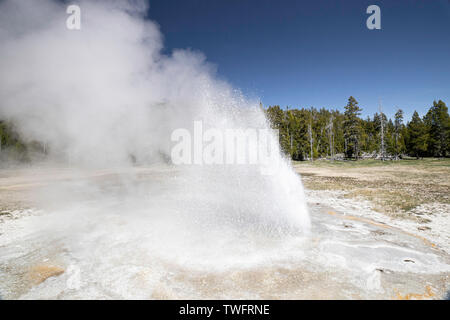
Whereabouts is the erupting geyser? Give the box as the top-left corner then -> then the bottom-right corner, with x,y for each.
0,0 -> 310,287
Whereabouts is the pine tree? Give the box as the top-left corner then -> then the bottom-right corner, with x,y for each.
343,96 -> 362,159
394,109 -> 404,160
424,100 -> 449,157
265,105 -> 290,155
406,111 -> 428,159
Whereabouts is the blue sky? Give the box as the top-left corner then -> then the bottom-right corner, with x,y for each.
147,0 -> 450,120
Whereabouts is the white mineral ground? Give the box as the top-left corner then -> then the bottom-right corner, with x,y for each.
0,165 -> 449,300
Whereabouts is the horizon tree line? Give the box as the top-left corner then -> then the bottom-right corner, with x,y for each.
0,97 -> 449,162
265,97 -> 449,160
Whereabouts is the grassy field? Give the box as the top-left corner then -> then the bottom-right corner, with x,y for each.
293,158 -> 450,219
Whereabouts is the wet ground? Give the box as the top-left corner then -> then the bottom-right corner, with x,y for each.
0,166 -> 449,299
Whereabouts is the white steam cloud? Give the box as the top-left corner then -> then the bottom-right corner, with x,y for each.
0,0 -> 234,165
0,0 -> 310,274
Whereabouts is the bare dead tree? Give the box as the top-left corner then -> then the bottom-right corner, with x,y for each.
285,106 -> 293,156
327,115 -> 334,160
308,122 -> 313,162
379,100 -> 385,161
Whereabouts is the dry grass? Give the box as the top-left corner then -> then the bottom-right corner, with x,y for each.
294,158 -> 450,219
